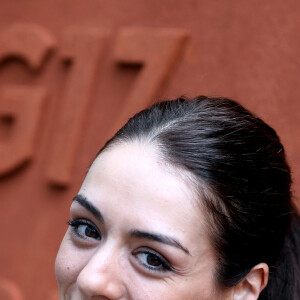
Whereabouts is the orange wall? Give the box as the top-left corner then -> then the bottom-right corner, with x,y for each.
0,1 -> 299,299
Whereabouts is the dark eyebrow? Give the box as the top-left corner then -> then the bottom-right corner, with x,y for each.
72,194 -> 104,224
129,229 -> 190,255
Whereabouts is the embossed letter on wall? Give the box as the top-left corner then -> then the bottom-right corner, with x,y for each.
0,23 -> 55,176
0,24 -> 187,186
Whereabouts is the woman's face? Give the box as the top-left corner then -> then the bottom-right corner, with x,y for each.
55,142 -> 230,300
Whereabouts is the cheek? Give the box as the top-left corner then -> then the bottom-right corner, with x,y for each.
55,234 -> 84,288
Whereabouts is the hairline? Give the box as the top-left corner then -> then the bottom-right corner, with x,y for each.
89,137 -> 223,282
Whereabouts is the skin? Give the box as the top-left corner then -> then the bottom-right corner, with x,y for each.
55,142 -> 266,300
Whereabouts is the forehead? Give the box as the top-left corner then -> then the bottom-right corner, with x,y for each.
80,142 -> 207,245
85,142 -> 197,206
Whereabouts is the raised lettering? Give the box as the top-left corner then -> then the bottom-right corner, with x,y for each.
0,278 -> 23,300
46,28 -> 107,186
0,23 -> 55,175
111,27 -> 187,134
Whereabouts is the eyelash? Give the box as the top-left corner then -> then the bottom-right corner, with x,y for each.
133,249 -> 173,273
68,219 -> 101,240
67,219 -> 172,273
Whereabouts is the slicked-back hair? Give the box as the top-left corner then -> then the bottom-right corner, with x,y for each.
94,96 -> 300,299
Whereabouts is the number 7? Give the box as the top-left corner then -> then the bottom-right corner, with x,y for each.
110,27 -> 187,136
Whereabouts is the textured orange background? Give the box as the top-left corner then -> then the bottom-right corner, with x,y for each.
0,1 -> 299,299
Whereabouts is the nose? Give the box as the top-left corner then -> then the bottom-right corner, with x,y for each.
77,245 -> 125,299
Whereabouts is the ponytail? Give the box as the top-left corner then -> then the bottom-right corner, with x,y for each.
260,211 -> 300,300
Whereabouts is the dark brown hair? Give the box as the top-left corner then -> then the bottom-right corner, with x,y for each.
96,96 -> 300,299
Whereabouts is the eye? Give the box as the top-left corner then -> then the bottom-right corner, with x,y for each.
68,219 -> 101,240
133,249 -> 172,273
